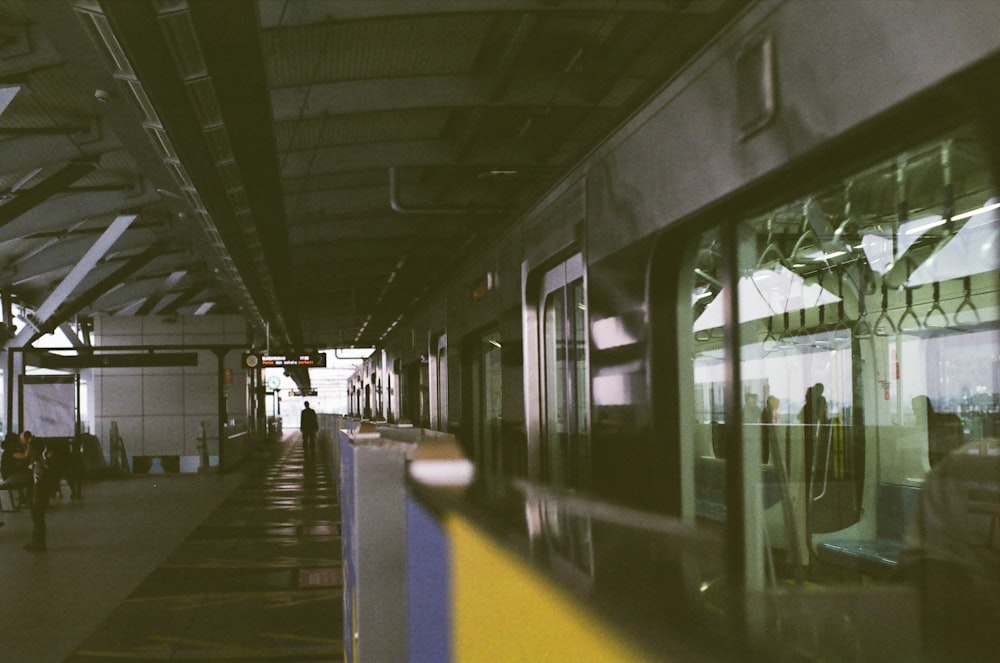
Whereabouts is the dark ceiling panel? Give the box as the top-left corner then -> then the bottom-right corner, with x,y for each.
0,0 -> 750,351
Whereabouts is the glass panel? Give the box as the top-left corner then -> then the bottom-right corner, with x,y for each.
543,288 -> 568,485
541,276 -> 591,490
683,226 -> 731,633
571,279 -> 590,490
539,274 -> 593,573
435,335 -> 447,431
480,331 -> 502,474
730,127 -> 1000,660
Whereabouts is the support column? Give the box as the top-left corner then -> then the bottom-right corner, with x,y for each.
214,347 -> 227,473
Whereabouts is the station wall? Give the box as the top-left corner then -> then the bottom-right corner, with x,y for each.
92,315 -> 249,473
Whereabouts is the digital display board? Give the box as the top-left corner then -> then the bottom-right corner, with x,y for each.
257,352 -> 327,368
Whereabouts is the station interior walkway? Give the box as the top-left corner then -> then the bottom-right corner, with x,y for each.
0,432 -> 342,663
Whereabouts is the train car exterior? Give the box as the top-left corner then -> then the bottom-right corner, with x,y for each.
348,1 -> 1000,660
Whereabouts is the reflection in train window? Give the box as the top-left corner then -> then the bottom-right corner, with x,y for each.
471,330 -> 502,474
540,254 -> 590,489
680,126 -> 1000,660
680,225 -> 733,635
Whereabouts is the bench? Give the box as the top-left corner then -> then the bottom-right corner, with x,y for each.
815,482 -> 921,579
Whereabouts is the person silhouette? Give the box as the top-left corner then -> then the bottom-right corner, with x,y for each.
759,395 -> 779,464
300,401 -> 319,453
799,384 -> 828,491
912,395 -> 964,467
14,431 -> 53,551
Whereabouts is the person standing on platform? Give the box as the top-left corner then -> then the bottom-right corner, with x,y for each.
66,435 -> 85,499
14,431 -> 52,552
300,401 -> 319,454
1,432 -> 29,506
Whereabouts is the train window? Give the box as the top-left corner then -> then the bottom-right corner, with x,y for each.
685,226 -> 731,523
470,330 -> 503,474
539,254 -> 590,489
401,359 -> 429,428
432,332 -> 447,431
681,125 -> 1000,659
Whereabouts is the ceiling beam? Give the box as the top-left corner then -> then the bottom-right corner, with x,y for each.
0,185 -> 160,244
0,160 -> 96,229
96,1 -> 282,335
257,1 -> 685,28
269,74 -> 604,122
136,270 -> 188,315
7,229 -> 158,284
157,283 -> 207,316
11,213 -> 137,346
187,0 -> 297,333
26,240 -> 168,344
0,133 -> 114,178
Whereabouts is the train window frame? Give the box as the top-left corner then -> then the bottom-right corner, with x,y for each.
657,121 -> 1000,658
537,253 -> 590,490
464,328 -> 503,475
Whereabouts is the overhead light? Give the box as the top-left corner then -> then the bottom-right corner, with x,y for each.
194,302 -> 214,315
952,199 -> 1000,222
478,169 -> 519,179
903,215 -> 945,236
155,188 -> 187,202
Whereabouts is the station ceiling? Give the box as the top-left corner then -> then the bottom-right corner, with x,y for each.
0,0 -> 746,351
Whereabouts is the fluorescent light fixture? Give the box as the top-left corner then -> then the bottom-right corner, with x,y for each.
694,267 -> 839,330
908,197 -> 1000,285
194,302 -> 214,315
952,200 -> 1000,222
803,249 -> 848,262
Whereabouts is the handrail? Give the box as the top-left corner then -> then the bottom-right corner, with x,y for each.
897,286 -> 922,333
953,276 -> 981,326
853,272 -> 874,339
923,281 -> 949,329
873,284 -> 895,336
755,217 -> 787,268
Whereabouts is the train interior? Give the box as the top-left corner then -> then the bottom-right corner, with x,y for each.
682,124 -> 999,660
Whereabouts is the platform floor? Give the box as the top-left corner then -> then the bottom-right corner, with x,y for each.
0,433 -> 342,663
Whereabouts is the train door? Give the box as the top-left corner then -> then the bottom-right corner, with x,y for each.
538,254 -> 590,489
402,359 -> 429,428
467,329 -> 502,474
431,332 -> 447,431
363,382 -> 371,420
384,350 -> 396,423
674,124 -> 1000,661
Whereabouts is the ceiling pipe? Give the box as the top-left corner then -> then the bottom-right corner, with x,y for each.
388,167 -> 508,215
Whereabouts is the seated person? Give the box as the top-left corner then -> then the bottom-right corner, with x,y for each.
0,432 -> 30,499
902,439 -> 1000,663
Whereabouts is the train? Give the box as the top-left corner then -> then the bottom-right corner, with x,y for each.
346,2 -> 1000,661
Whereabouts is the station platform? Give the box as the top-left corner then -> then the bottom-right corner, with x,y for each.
0,433 -> 342,663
